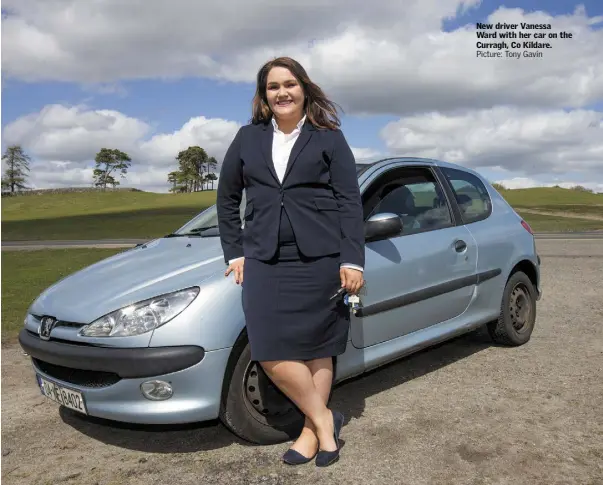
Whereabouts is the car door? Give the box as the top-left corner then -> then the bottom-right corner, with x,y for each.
350,164 -> 478,349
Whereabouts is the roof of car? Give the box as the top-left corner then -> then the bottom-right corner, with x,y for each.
355,156 -> 478,175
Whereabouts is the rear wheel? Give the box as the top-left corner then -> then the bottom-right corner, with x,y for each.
488,270 -> 537,346
219,341 -> 305,444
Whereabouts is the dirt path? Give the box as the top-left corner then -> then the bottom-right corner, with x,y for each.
518,208 -> 603,221
2,240 -> 603,485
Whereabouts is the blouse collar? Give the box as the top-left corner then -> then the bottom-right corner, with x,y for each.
271,115 -> 307,134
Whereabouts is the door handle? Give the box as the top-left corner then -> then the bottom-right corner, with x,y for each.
454,240 -> 467,252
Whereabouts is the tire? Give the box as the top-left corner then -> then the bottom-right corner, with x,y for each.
488,270 -> 537,346
218,340 -> 305,445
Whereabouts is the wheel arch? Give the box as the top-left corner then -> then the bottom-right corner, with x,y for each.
219,326 -> 249,413
508,258 -> 539,292
218,326 -> 339,412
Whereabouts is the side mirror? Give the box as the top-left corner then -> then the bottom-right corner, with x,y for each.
364,213 -> 403,243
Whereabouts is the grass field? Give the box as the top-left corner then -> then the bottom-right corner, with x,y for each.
500,188 -> 603,223
1,249 -> 122,341
2,190 -> 216,240
1,186 -> 602,241
498,187 -> 603,206
515,211 -> 603,232
517,204 -> 603,217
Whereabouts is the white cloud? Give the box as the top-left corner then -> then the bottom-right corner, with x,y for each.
351,147 -> 383,160
1,105 -> 242,192
2,2 -> 602,115
2,104 -> 381,192
3,103 -> 602,192
140,116 -> 241,166
380,106 -> 603,181
2,2 -> 603,190
2,104 -> 150,163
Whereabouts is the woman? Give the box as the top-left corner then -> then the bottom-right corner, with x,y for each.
217,56 -> 365,467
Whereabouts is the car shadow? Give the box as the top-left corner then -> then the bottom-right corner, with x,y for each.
60,326 -> 494,453
59,409 -> 253,453
330,326 -> 494,425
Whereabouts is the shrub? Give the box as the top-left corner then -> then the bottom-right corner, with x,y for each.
570,185 -> 594,193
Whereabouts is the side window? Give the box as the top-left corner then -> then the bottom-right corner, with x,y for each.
441,168 -> 492,224
366,167 -> 453,236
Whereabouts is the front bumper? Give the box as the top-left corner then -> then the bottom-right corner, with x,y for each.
19,329 -> 204,378
19,329 -> 232,424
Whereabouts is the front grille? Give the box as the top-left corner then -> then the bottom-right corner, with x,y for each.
33,359 -> 121,388
31,315 -> 85,329
26,330 -> 98,346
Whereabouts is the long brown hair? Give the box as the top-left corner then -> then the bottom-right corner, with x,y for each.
251,57 -> 342,130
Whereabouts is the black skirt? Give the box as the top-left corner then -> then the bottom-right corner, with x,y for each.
241,207 -> 350,362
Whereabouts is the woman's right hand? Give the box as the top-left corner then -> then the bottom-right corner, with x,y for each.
225,258 -> 245,285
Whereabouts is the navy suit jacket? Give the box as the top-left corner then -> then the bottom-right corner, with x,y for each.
216,120 -> 365,268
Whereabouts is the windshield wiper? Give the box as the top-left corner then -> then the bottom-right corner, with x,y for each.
163,225 -> 219,238
187,225 -> 218,234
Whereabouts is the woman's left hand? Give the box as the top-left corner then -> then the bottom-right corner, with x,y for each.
340,267 -> 364,295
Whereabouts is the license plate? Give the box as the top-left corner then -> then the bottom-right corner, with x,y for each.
37,375 -> 88,415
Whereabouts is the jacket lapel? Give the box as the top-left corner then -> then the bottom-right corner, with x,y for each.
260,123 -> 279,184
282,121 -> 314,183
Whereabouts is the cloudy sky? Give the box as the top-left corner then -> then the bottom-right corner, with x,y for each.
2,0 -> 603,192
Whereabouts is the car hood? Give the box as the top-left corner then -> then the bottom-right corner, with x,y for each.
29,237 -> 225,323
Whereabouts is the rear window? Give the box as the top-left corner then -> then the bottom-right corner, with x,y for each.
441,167 -> 492,224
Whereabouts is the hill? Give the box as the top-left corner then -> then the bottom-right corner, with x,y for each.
498,186 -> 602,206
2,189 -> 217,240
1,186 -> 602,240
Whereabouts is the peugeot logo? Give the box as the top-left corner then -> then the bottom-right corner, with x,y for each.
39,316 -> 58,340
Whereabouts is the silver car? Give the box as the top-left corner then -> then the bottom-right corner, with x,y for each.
19,157 -> 541,445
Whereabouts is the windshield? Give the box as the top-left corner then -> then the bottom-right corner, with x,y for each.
171,164 -> 372,237
173,191 -> 246,237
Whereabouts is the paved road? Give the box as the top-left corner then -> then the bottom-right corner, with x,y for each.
2,232 -> 603,250
534,231 -> 603,240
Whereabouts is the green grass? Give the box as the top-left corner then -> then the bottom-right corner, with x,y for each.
1,249 -> 122,341
516,211 -> 603,232
515,204 -> 603,217
498,187 -> 603,206
2,190 -> 217,240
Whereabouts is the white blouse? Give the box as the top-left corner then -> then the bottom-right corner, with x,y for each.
271,115 -> 306,183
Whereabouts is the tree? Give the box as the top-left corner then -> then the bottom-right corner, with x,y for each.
167,146 -> 217,192
166,146 -> 220,193
168,170 -> 188,193
205,156 -> 218,190
491,182 -> 506,192
206,172 -> 218,190
93,148 -> 132,189
179,146 -> 208,191
571,185 -> 594,193
1,145 -> 31,193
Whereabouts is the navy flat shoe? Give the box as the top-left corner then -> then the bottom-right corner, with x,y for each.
282,448 -> 317,465
315,410 -> 344,467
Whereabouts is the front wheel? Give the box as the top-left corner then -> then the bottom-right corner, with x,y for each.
219,341 -> 305,444
488,270 -> 537,346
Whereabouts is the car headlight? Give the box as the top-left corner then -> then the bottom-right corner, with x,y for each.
79,287 -> 200,337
